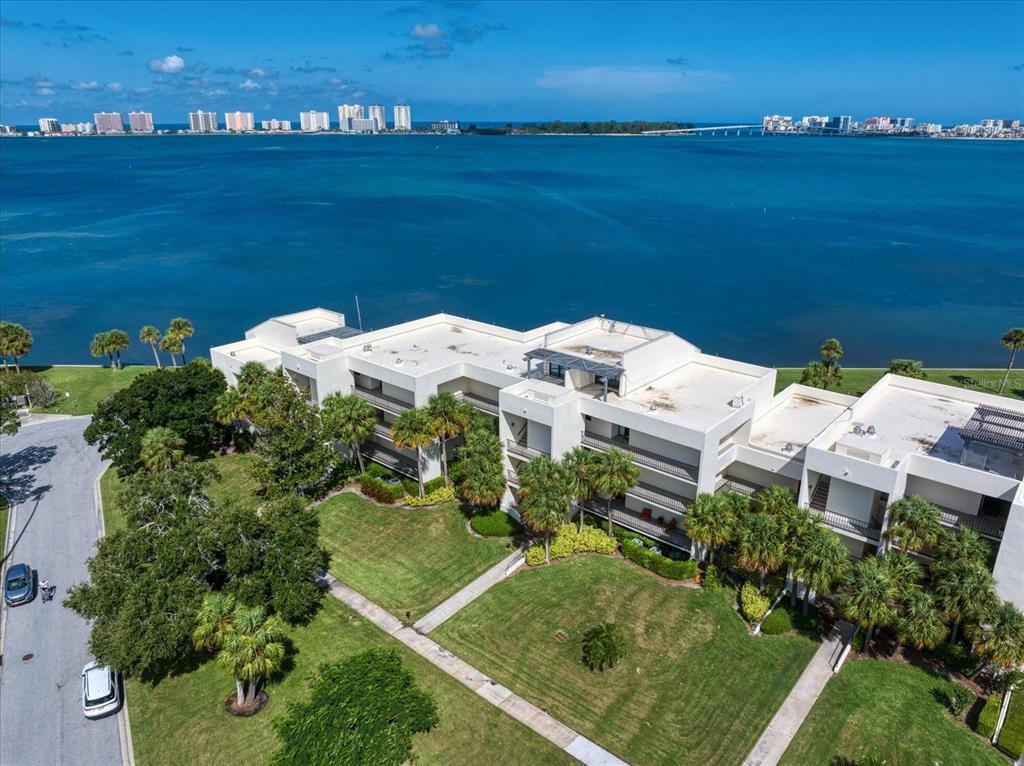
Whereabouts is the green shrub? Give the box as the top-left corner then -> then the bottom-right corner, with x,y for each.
364,462 -> 392,479
470,510 -> 523,537
977,694 -> 1002,740
850,629 -> 866,652
761,601 -> 821,635
581,622 -> 625,671
358,473 -> 405,504
741,583 -> 770,624
525,544 -> 545,566
701,564 -> 725,592
945,685 -> 974,717
924,641 -> 980,676
525,524 -> 616,565
999,692 -> 1024,759
401,486 -> 456,507
423,476 -> 446,494
620,538 -> 697,580
761,607 -> 794,635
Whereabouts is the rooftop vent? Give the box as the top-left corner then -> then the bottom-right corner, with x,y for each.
866,425 -> 876,436
729,395 -> 746,409
506,364 -> 515,371
362,343 -> 373,353
393,358 -> 403,365
853,424 -> 863,435
648,404 -> 658,412
229,351 -> 236,358
783,442 -> 794,453
585,346 -> 594,356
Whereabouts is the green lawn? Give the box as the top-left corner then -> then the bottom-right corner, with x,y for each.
433,555 -> 819,766
319,492 -> 515,622
29,365 -> 156,415
0,495 -> 9,554
128,595 -> 572,766
775,368 -> 1024,400
997,688 -> 1024,759
780,659 -> 1005,765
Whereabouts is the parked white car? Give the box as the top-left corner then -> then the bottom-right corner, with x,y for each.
81,661 -> 120,719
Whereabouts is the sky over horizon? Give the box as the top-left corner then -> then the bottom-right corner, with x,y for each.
1,0 -> 1022,125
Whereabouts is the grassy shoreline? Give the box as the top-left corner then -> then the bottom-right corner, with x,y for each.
775,367 -> 1022,400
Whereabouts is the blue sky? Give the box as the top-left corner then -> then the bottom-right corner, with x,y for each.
1,0 -> 1021,124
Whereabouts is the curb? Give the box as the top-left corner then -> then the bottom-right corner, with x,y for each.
0,492 -> 18,667
95,466 -> 137,766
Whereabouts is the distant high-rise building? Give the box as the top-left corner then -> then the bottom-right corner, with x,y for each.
188,110 -> 218,132
827,115 -> 852,133
393,104 -> 412,131
38,117 -> 60,134
345,117 -> 377,133
337,104 -> 364,130
261,119 -> 292,131
224,111 -> 255,132
431,120 -> 460,134
299,110 -> 330,132
128,112 -> 155,133
0,124 -> 20,135
368,104 -> 386,131
94,112 -> 126,134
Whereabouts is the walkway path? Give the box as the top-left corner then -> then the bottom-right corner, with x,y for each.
413,544 -> 527,633
743,623 -> 852,766
323,574 -> 628,766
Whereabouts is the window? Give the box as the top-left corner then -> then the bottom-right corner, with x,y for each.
615,425 -> 630,440
548,363 -> 566,378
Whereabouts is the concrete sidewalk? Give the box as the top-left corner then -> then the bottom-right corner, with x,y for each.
413,544 -> 527,633
743,624 -> 849,766
324,574 -> 628,766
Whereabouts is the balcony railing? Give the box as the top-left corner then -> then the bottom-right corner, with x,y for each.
580,431 -> 698,483
507,469 -> 520,486
362,442 -> 419,478
937,506 -> 1007,540
353,384 -> 412,414
372,423 -> 394,441
457,391 -> 499,416
716,476 -> 764,497
626,482 -> 691,514
506,438 -> 548,461
578,500 -> 691,551
810,508 -> 882,543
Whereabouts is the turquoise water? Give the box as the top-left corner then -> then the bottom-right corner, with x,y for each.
0,134 -> 1020,366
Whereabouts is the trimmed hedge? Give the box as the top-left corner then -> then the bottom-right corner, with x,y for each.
620,538 -> 697,580
470,510 -> 523,537
423,476 -> 446,494
526,524 -> 617,565
761,607 -> 794,635
761,601 -> 821,635
998,691 -> 1024,759
359,473 -> 405,504
977,694 -> 1002,740
402,486 -> 456,507
740,583 -> 770,623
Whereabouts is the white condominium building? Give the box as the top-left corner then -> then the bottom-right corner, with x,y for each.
338,104 -> 364,126
369,104 -> 386,131
212,311 -> 1024,611
261,119 -> 292,131
60,122 -> 95,135
393,104 -> 412,131
188,110 -> 218,132
128,111 -> 154,133
299,110 -> 331,132
93,112 -> 126,134
38,117 -> 60,134
224,111 -> 255,132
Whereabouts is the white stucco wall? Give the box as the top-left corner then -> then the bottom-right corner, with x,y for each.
825,476 -> 876,523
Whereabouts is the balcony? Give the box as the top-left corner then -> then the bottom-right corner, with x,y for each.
353,384 -> 412,414
716,475 -> 764,497
580,431 -> 698,484
810,508 -> 883,543
627,482 -> 691,515
372,423 -> 394,442
362,442 -> 419,478
578,500 -> 691,551
937,505 -> 1007,541
507,469 -> 520,486
457,391 -> 499,416
506,438 -> 549,461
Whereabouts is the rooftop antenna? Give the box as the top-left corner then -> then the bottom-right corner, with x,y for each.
354,295 -> 364,332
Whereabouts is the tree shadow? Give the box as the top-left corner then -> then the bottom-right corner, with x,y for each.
0,444 -> 57,505
1,488 -> 53,566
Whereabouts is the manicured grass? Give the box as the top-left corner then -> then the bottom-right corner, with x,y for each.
775,368 -> 1024,400
28,365 -> 156,415
319,492 -> 514,622
780,659 -> 1005,766
127,596 -> 572,766
433,555 -> 819,766
470,508 -> 524,537
998,689 -> 1024,759
0,495 -> 9,553
99,453 -> 259,534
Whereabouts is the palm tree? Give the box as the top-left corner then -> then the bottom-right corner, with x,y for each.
390,407 -> 433,497
591,447 -> 640,538
458,429 -> 506,511
426,391 -> 472,486
737,512 -> 786,590
168,317 -> 195,362
561,446 -> 598,532
139,325 -> 162,368
793,527 -> 851,616
883,550 -> 924,595
685,493 -> 735,564
321,393 -> 376,473
216,605 -> 286,710
753,485 -> 797,517
192,593 -> 237,652
884,496 -> 942,553
895,590 -> 948,650
779,505 -> 819,606
932,559 -> 997,644
107,329 -> 130,370
518,455 -> 568,563
841,556 -> 898,652
888,359 -> 926,379
821,338 -> 844,372
999,327 -> 1024,395
934,526 -> 990,570
0,322 -> 32,372
967,600 -> 1024,673
90,331 -> 114,367
140,426 -> 186,471
160,333 -> 183,367
214,388 -> 248,427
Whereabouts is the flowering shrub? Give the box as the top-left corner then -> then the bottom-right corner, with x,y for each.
401,486 -> 456,507
741,583 -> 770,623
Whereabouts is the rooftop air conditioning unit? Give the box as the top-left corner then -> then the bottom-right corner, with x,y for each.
362,344 -> 372,353
729,395 -> 746,408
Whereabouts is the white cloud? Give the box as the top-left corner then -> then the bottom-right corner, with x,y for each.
239,78 -> 260,90
248,67 -> 266,78
203,88 -> 228,97
71,80 -> 101,90
535,65 -> 730,98
107,81 -> 123,92
149,54 -> 186,73
134,86 -> 154,94
410,23 -> 444,39
36,87 -> 55,96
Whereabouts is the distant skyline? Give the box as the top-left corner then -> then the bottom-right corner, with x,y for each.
1,0 -> 1022,125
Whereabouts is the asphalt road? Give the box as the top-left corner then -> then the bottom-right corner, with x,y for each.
0,417 -> 122,766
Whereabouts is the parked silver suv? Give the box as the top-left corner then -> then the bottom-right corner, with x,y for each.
82,662 -> 121,719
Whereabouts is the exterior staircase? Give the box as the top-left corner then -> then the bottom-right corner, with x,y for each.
809,476 -> 831,511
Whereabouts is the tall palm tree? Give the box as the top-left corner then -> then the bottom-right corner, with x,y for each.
932,559 -> 997,644
518,455 -> 568,563
214,388 -> 248,427
0,322 -> 32,372
216,605 -> 286,710
390,407 -> 433,497
884,496 -> 942,553
140,426 -> 186,471
967,600 -> 1024,673
139,325 -> 162,368
841,556 -> 898,651
934,526 -> 990,570
426,391 -> 472,486
90,331 -> 113,368
561,446 -> 598,532
192,593 -> 237,652
160,333 -> 183,367
820,338 -> 844,372
780,505 -> 819,606
168,317 -> 195,362
895,590 -> 948,650
321,393 -> 376,473
685,493 -> 735,564
458,429 -> 506,511
737,512 -> 785,590
793,527 -> 851,616
106,329 -> 130,370
999,327 -> 1024,395
753,485 -> 797,517
591,447 -> 640,538
883,550 -> 924,595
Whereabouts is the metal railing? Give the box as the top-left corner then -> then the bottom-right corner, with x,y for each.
372,423 -> 394,441
506,438 -> 548,460
627,482 -> 691,514
362,443 -> 418,478
353,384 -> 412,413
810,508 -> 882,543
716,476 -> 764,496
580,431 -> 698,483
506,469 -> 520,485
937,506 -> 1006,540
578,501 -> 690,551
457,391 -> 500,416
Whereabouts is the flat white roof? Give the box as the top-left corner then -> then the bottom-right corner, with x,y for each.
548,327 -> 656,363
751,387 -> 855,456
216,339 -> 281,364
